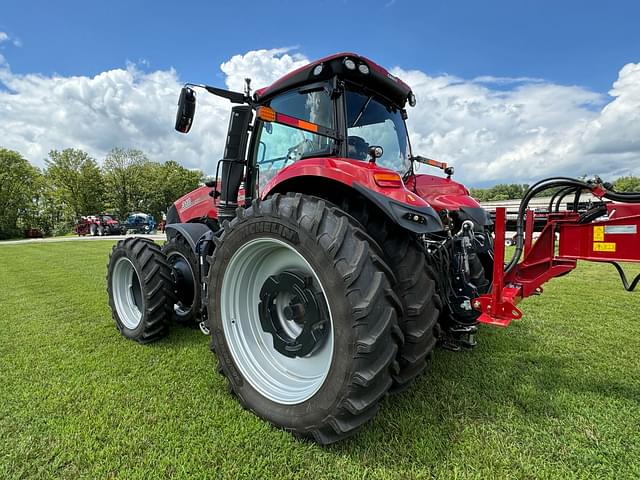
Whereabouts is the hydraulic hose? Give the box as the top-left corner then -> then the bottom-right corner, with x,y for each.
548,186 -> 577,213
506,177 -> 640,274
602,190 -> 640,203
505,177 -> 591,273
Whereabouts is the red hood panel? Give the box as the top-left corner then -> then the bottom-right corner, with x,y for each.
409,174 -> 481,211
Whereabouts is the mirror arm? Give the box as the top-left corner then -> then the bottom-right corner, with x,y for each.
185,83 -> 251,105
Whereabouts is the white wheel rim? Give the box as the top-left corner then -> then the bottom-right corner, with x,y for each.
112,257 -> 143,329
220,237 -> 334,405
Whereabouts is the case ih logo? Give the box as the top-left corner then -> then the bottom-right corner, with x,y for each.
180,197 -> 193,211
180,195 -> 209,212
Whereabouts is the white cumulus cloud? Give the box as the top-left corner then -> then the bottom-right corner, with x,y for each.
0,48 -> 639,186
395,64 -> 640,183
220,47 -> 308,92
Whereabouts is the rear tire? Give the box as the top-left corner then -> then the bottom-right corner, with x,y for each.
339,199 -> 441,391
106,237 -> 175,343
381,233 -> 441,391
162,234 -> 200,324
208,194 -> 402,444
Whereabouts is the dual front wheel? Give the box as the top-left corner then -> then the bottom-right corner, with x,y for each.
106,194 -> 440,443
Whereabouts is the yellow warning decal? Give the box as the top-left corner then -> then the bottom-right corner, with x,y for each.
593,225 -> 605,242
593,242 -> 616,252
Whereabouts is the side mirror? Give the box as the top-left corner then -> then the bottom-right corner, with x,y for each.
175,87 -> 196,133
204,175 -> 217,188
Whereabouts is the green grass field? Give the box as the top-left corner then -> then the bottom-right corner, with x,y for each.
1,241 -> 639,479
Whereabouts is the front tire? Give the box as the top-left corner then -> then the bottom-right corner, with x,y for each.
208,194 -> 401,444
106,238 -> 175,343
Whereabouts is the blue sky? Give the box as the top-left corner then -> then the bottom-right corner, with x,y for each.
1,0 -> 639,185
2,0 -> 639,92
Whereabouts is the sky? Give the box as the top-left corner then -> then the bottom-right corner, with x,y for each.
1,0 -> 639,187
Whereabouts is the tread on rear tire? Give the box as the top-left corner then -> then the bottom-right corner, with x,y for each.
339,199 -> 441,392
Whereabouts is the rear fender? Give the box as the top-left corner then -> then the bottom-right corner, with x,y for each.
262,157 -> 443,234
165,223 -> 212,253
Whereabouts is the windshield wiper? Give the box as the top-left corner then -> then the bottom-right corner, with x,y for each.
351,96 -> 373,128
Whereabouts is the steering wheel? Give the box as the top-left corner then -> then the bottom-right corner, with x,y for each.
287,137 -> 314,162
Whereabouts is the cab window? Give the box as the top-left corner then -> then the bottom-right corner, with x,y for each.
255,88 -> 336,190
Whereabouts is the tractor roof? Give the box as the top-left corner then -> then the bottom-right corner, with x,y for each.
254,52 -> 413,108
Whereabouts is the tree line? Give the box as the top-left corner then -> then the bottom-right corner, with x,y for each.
2,144 -> 639,239
469,177 -> 640,202
0,147 -> 203,239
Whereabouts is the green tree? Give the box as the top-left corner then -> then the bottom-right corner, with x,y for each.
45,149 -> 104,221
614,176 -> 640,193
103,148 -> 148,219
469,183 -> 529,202
0,148 -> 42,239
103,149 -> 202,221
140,160 -> 203,220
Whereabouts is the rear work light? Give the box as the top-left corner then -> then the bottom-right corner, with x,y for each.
373,172 -> 403,188
344,58 -> 356,70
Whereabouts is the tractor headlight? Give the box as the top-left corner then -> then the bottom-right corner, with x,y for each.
408,92 -> 417,107
344,58 -> 356,70
313,64 -> 323,76
358,63 -> 370,75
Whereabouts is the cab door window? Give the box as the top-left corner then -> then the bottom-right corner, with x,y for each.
255,88 -> 336,190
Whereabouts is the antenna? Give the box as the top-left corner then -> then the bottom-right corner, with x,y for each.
244,78 -> 252,97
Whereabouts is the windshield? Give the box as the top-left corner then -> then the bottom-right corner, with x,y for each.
345,89 -> 411,173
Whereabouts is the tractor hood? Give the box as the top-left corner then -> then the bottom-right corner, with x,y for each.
408,173 -> 492,226
254,53 -> 414,108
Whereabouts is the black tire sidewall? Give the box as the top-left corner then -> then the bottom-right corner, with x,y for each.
209,214 -> 357,429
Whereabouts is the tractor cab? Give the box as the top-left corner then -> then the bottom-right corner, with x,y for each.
173,53 -> 480,232
251,53 -> 414,178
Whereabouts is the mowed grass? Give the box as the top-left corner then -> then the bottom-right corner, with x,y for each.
0,241 -> 639,480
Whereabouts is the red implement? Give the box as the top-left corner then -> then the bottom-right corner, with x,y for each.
476,202 -> 640,326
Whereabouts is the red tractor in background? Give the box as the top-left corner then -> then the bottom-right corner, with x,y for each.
76,214 -> 125,236
106,53 -> 640,444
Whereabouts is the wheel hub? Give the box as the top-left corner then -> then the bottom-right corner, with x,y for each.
167,252 -> 195,314
259,271 -> 329,358
171,257 -> 195,305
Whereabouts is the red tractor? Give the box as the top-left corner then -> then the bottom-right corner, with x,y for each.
106,53 -> 640,444
76,214 -> 124,236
